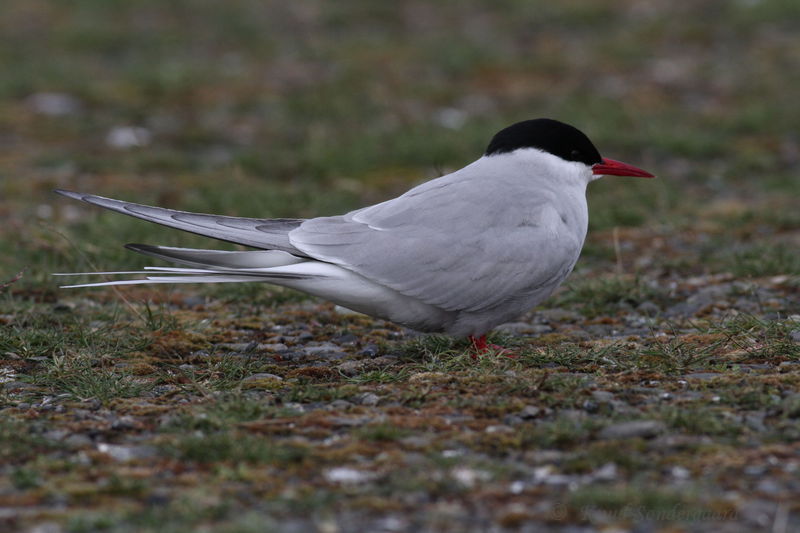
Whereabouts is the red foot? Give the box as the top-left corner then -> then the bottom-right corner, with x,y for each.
468,334 -> 516,359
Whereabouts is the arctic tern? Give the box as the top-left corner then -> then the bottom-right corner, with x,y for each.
55,118 -> 654,351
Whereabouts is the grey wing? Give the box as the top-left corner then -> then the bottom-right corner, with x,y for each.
289,177 -> 579,313
55,190 -> 306,254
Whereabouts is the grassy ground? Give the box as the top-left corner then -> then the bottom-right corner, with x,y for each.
1,1 -> 799,532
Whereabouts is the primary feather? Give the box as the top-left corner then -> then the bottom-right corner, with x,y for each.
54,190 -> 304,253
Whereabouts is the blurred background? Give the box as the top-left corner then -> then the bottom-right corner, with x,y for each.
1,0 -> 798,287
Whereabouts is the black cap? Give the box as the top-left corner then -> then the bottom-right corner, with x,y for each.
485,118 -> 603,166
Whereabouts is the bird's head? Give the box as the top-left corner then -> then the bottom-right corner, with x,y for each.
485,118 -> 654,181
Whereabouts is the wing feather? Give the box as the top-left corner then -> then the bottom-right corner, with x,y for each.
290,161 -> 584,313
55,190 -> 305,254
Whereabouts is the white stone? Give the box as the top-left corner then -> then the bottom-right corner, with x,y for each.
106,126 -> 152,149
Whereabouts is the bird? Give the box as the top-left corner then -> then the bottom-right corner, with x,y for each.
55,118 -> 654,351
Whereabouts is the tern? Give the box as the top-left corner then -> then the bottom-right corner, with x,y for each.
56,119 -> 654,351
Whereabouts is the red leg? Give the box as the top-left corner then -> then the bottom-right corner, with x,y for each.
468,334 -> 516,359
469,334 -> 489,353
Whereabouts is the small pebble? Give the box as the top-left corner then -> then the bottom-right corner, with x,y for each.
592,462 -> 618,481
43,430 -> 69,442
260,343 -> 288,352
3,381 -> 36,391
755,479 -> 782,495
328,399 -> 352,410
303,344 -> 347,360
333,333 -> 359,345
360,344 -> 380,357
324,467 -> 375,484
97,443 -> 158,461
509,480 -> 525,494
111,416 -> 138,430
336,361 -> 364,376
637,301 -> 660,315
241,373 -> 283,384
591,390 -> 614,402
671,466 -> 691,480
355,392 -> 380,406
451,466 -> 491,488
53,302 -> 76,313
518,405 -> 543,419
106,126 -> 151,149
27,92 -> 81,116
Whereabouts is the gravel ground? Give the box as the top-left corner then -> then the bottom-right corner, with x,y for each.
2,247 -> 799,532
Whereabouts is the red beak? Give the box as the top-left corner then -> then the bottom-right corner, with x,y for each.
592,158 -> 655,178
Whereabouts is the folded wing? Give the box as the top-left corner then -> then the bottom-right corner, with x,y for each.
290,169 -> 580,314
55,190 -> 305,254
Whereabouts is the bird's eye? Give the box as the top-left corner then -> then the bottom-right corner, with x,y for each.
570,149 -> 581,159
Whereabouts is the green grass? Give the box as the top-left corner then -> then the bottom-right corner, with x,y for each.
160,394 -> 280,432
164,432 -> 308,465
356,423 -> 412,442
0,301 -> 148,359
660,406 -> 742,438
637,336 -> 721,374
515,418 -> 603,450
33,355 -> 151,405
561,441 -> 648,474
728,244 -> 800,278
10,466 -> 43,490
175,353 -> 271,393
281,382 -> 358,403
0,418 -> 56,462
568,485 -> 714,521
346,368 -> 409,384
708,314 -> 800,362
66,498 -> 272,533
